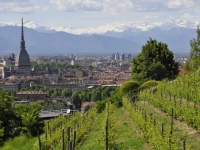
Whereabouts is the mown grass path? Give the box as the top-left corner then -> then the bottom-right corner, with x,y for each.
78,106 -> 150,150
114,107 -> 151,150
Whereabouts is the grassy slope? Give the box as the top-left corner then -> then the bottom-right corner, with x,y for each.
78,107 -> 149,150
1,135 -> 37,150
114,107 -> 149,150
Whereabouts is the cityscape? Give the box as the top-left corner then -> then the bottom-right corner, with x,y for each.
1,0 -> 200,150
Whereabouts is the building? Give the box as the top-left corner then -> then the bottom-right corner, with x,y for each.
14,18 -> 31,75
115,53 -> 120,60
17,91 -> 46,101
0,82 -> 19,91
128,54 -> 132,60
121,53 -> 125,61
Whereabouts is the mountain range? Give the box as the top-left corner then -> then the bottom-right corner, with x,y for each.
0,19 -> 199,55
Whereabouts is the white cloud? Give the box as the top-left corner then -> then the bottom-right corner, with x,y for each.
43,7 -> 49,11
103,0 -> 134,14
50,0 -> 200,13
0,0 -> 46,13
143,15 -> 158,18
180,13 -> 200,21
167,0 -> 195,9
50,0 -> 102,12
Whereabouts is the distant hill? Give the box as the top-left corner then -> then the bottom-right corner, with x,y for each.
103,27 -> 196,54
0,26 -> 141,55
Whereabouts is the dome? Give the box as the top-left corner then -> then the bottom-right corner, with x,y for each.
15,48 -> 31,67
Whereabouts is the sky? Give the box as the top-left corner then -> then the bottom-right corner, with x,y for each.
0,0 -> 200,28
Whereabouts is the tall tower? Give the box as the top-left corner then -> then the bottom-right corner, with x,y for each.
15,18 -> 31,75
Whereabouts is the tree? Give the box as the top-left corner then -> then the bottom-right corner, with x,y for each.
132,38 -> 178,83
190,26 -> 200,68
120,81 -> 139,97
13,102 -> 43,136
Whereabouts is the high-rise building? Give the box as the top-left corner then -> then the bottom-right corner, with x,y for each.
128,54 -> 132,60
115,53 -> 120,60
111,53 -> 115,60
15,18 -> 31,75
121,53 -> 125,60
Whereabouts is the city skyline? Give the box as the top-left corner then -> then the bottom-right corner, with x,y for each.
0,0 -> 200,28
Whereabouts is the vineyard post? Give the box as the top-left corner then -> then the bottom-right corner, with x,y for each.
67,127 -> 71,150
170,108 -> 174,135
161,123 -> 164,135
73,130 -> 76,150
62,129 -> 64,150
153,118 -> 156,127
106,118 -> 108,150
69,141 -> 73,150
45,130 -> 47,140
150,113 -> 152,122
37,131 -> 42,150
180,95 -> 182,106
182,140 -> 186,150
48,121 -> 49,132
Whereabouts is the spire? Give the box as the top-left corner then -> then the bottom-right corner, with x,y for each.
20,17 -> 25,49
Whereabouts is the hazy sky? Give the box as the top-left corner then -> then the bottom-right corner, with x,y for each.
0,0 -> 200,27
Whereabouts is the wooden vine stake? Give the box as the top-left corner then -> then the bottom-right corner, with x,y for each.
37,131 -> 42,150
182,140 -> 186,150
106,118 -> 108,150
62,129 -> 64,150
170,108 -> 174,135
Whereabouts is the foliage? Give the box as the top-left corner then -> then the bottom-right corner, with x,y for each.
188,26 -> 200,70
96,100 -> 106,113
140,80 -> 159,90
13,102 -> 43,136
0,88 -> 19,146
120,80 -> 139,97
132,38 -> 179,83
42,100 -> 67,111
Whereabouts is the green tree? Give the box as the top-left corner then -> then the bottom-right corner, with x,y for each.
120,80 -> 139,97
61,89 -> 72,97
190,26 -> 200,68
71,91 -> 82,109
132,38 -> 178,83
13,102 -> 43,136
0,89 -> 19,146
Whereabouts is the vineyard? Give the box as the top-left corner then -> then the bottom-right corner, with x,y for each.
2,70 -> 200,149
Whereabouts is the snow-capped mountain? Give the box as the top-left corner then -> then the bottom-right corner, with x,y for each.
0,19 -> 199,35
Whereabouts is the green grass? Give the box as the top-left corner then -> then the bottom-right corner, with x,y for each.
77,111 -> 105,150
114,107 -> 148,150
78,106 -> 149,150
1,134 -> 38,150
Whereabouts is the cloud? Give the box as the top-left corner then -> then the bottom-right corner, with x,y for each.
180,13 -> 200,21
50,0 -> 200,13
103,0 -> 134,14
50,0 -> 102,12
167,0 -> 195,9
42,7 -> 49,11
0,0 -> 45,13
143,15 -> 158,18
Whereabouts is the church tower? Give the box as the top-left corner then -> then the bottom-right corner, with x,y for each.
15,18 -> 31,75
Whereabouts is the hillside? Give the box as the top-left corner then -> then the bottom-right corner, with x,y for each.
0,26 -> 141,55
2,69 -> 200,149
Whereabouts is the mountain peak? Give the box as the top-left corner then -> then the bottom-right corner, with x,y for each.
0,19 -> 200,35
